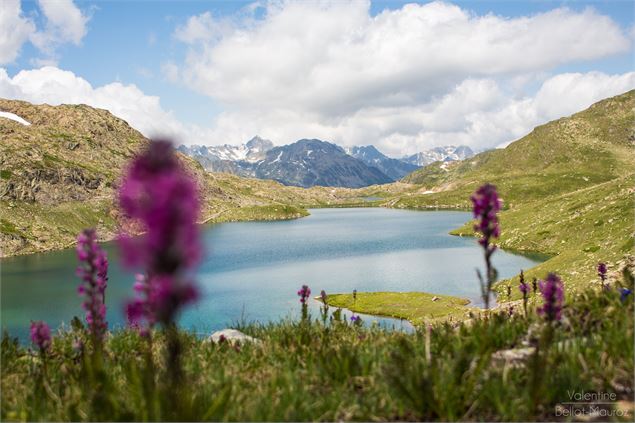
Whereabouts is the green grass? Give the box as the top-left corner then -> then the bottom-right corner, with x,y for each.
447,175 -> 634,299
2,283 -> 633,421
323,292 -> 473,325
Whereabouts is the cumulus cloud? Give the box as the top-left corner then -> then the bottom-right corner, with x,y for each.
0,0 -> 89,66
30,0 -> 90,61
191,71 -> 635,156
0,0 -> 36,65
162,0 -> 633,154
1,1 -> 633,157
174,1 -> 629,113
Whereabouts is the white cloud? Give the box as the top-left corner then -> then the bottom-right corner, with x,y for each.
174,1 -> 629,115
30,0 -> 90,59
0,0 -> 89,66
0,1 -> 632,158
0,0 -> 36,65
161,0 -> 633,154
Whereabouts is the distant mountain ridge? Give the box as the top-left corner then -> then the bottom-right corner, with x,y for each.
402,145 -> 474,167
177,136 -> 274,174
180,138 -> 475,187
345,145 -> 419,180
254,139 -> 392,188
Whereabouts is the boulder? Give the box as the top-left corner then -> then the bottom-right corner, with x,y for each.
208,329 -> 260,345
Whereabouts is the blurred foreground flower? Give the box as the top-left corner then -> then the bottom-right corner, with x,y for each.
119,140 -> 201,328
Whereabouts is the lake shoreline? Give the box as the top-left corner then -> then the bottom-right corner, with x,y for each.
2,208 -> 544,342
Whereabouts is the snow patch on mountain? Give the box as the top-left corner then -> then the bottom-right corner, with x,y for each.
0,111 -> 30,126
401,145 -> 474,167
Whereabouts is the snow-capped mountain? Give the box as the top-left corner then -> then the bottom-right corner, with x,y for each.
345,145 -> 419,180
178,136 -> 475,188
178,137 -> 392,188
254,139 -> 392,188
177,136 -> 274,168
401,145 -> 474,167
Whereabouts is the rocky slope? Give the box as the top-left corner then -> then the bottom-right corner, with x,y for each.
345,145 -> 419,180
0,100 -> 312,257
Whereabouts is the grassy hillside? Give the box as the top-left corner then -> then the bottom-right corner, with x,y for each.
388,90 -> 635,293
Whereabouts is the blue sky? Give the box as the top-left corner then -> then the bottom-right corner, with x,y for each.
1,0 -> 634,155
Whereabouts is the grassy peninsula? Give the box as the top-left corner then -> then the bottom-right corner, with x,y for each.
322,292 -> 473,325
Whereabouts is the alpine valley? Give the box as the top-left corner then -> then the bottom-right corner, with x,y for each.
1,90 -> 634,295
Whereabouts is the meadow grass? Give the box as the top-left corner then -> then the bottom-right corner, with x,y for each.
2,283 -> 633,422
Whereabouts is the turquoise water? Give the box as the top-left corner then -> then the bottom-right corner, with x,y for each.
1,208 -> 542,341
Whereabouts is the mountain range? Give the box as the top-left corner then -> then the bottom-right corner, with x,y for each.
179,138 -> 474,188
401,145 -> 474,167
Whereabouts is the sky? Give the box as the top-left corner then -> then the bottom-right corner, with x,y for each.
1,0 -> 634,157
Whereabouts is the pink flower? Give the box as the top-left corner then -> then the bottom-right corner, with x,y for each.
119,141 -> 201,328
297,284 -> 311,304
471,183 -> 501,250
76,228 -> 108,340
30,321 -> 51,352
538,273 -> 564,322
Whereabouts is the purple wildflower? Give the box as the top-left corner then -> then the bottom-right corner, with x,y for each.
350,315 -> 360,322
319,290 -> 329,323
519,270 -> 529,317
519,280 -> 530,295
76,228 -> 108,341
119,140 -> 201,328
320,290 -> 327,302
30,321 -> 51,352
597,262 -> 608,289
297,284 -> 311,304
538,273 -> 564,322
620,288 -> 632,302
471,183 -> 501,310
471,183 -> 501,249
